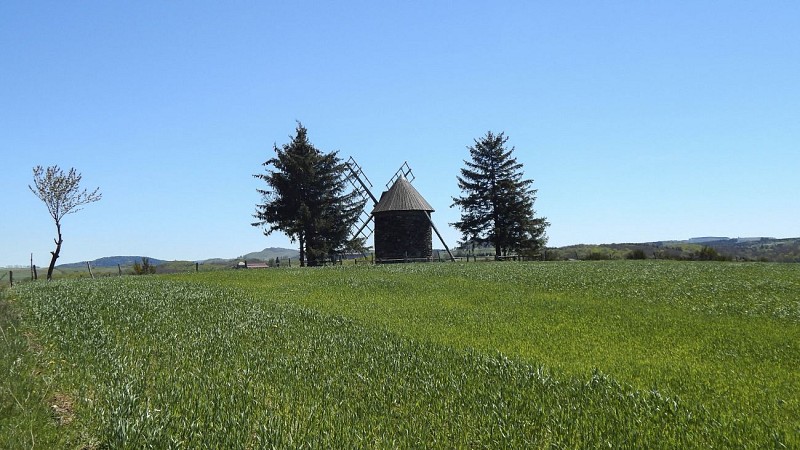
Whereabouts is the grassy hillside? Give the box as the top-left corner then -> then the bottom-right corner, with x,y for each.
240,247 -> 301,262
4,261 -> 798,447
553,237 -> 800,262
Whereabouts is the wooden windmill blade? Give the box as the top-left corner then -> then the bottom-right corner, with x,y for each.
351,212 -> 374,241
344,157 -> 378,247
345,157 -> 378,205
386,161 -> 415,189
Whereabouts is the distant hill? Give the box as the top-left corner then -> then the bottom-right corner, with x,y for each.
239,247 -> 300,262
54,248 -> 302,269
699,237 -> 798,262
553,237 -> 800,262
58,256 -> 167,269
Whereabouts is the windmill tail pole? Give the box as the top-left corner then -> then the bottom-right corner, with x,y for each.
427,212 -> 455,262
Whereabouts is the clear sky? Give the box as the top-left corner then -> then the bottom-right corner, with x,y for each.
2,1 -> 798,267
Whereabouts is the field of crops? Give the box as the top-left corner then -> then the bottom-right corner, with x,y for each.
2,261 -> 798,447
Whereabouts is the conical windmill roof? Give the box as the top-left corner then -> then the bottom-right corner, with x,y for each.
372,176 -> 434,213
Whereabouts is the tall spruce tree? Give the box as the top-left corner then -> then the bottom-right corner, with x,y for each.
451,131 -> 549,258
252,123 -> 365,266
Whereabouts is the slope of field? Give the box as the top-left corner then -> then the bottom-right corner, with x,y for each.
4,261 -> 799,447
176,261 -> 800,444
555,237 -> 800,262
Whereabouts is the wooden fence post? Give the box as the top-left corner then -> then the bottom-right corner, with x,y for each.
87,262 -> 94,279
118,264 -> 122,276
9,271 -> 13,287
33,265 -> 38,280
195,262 -> 199,272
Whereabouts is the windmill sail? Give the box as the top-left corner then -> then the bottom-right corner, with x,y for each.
386,161 -> 415,189
345,157 -> 378,205
344,157 -> 377,244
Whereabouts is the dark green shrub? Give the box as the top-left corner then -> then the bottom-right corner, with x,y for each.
626,249 -> 647,260
133,257 -> 156,275
584,251 -> 612,261
694,246 -> 732,262
543,249 -> 562,261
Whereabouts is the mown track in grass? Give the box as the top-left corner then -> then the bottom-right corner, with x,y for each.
5,260 -> 799,447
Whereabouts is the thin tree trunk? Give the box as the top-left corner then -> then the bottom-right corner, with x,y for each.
491,170 -> 501,260
47,223 -> 63,281
298,233 -> 306,267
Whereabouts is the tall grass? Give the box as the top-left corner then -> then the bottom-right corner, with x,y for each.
6,260 -> 799,447
174,261 -> 800,445
1,285 -> 69,448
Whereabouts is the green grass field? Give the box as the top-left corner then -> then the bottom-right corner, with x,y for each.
2,261 -> 798,447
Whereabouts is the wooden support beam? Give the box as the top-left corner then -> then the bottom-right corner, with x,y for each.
426,212 -> 455,262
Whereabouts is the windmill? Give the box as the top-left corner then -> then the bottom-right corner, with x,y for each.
345,157 -> 455,262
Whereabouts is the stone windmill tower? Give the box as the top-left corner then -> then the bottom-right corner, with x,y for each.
345,158 -> 454,263
372,176 -> 434,262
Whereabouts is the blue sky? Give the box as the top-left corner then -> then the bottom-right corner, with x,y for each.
2,1 -> 798,266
